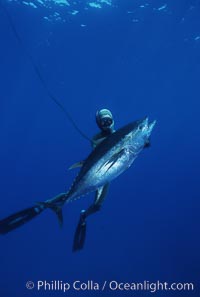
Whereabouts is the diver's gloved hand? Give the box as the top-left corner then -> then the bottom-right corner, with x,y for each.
72,210 -> 87,252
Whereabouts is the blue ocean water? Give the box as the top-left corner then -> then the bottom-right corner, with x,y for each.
0,0 -> 200,296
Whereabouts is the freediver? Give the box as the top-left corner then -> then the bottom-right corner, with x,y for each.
72,108 -> 115,251
0,109 -> 155,253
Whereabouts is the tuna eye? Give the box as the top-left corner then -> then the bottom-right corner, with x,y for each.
139,125 -> 143,130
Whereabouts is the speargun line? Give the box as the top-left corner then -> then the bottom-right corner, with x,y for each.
0,1 -> 91,142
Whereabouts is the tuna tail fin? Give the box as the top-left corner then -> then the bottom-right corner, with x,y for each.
0,204 -> 45,235
36,201 -> 63,228
36,192 -> 67,228
51,206 -> 63,228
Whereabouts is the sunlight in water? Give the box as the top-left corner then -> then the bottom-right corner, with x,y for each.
12,0 -> 113,22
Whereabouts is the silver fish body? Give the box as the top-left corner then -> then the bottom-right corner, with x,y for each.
55,117 -> 156,204
0,117 -> 156,235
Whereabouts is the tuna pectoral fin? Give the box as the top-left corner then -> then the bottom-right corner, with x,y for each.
0,205 -> 44,235
102,149 -> 125,172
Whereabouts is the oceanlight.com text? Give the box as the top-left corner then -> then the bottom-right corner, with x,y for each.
26,279 -> 195,293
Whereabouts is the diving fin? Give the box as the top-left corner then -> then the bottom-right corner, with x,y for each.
0,192 -> 66,235
68,160 -> 84,170
0,205 -> 45,235
73,212 -> 87,252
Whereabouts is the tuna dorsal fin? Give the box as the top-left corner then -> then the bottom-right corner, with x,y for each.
68,160 -> 84,170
